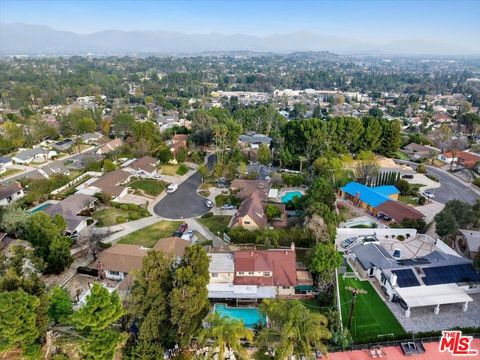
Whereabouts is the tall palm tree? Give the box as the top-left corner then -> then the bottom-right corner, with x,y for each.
198,313 -> 254,360
256,300 -> 331,360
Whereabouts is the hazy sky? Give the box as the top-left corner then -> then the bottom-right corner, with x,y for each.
1,0 -> 479,46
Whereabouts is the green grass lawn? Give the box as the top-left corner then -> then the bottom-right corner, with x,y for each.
395,151 -> 409,160
176,163 -> 190,175
158,164 -> 179,176
118,220 -> 182,247
399,195 -> 418,206
0,168 -> 22,179
197,215 -> 232,235
129,179 -> 167,196
92,204 -> 150,227
338,276 -> 404,343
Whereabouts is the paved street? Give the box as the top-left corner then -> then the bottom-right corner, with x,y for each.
153,154 -> 216,219
395,160 -> 480,204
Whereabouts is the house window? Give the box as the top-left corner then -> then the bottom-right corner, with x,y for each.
244,221 -> 251,225
248,272 -> 254,275
109,271 -> 120,276
263,272 -> 270,276
211,273 -> 218,278
282,286 -> 290,289
238,272 -> 244,275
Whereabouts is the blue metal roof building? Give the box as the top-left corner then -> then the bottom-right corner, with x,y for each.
340,182 -> 399,208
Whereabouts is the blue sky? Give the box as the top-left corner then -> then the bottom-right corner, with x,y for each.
1,0 -> 479,45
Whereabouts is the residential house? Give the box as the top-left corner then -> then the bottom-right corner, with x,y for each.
12,148 -> 57,165
402,143 -> 440,161
0,182 -> 25,205
170,134 -> 189,155
0,156 -> 13,174
123,156 -> 158,178
232,192 -> 268,230
437,151 -> 480,169
81,132 -> 103,144
348,242 -> 479,318
44,194 -> 96,235
88,169 -> 131,199
207,245 -> 313,301
458,229 -> 480,259
51,138 -> 74,152
339,182 -> 424,223
238,132 -> 272,149
97,237 -> 189,281
96,138 -> 124,155
230,179 -> 271,201
38,161 -> 70,179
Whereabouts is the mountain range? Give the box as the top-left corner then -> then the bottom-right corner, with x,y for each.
0,23 -> 476,56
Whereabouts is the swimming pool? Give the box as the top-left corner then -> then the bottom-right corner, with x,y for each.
214,304 -> 266,328
281,191 -> 302,203
30,203 -> 52,213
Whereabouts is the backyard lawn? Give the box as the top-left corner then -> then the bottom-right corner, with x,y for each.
129,179 -> 167,196
118,220 -> 182,247
338,275 -> 405,343
92,204 -> 150,227
198,215 -> 232,235
399,195 -> 418,206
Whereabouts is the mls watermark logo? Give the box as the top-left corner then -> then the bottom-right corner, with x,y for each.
439,331 -> 478,356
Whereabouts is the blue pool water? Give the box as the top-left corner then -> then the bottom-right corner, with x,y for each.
30,203 -> 51,213
281,191 -> 302,203
214,304 -> 266,328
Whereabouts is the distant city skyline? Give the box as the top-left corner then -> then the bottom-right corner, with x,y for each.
1,0 -> 479,54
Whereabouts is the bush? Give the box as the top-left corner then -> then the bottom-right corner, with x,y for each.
426,174 -> 439,182
201,212 -> 213,218
129,212 -> 141,220
281,173 -> 305,186
119,204 -> 129,211
397,235 -> 405,241
416,164 -> 427,173
418,196 -> 426,205
198,190 -> 210,197
116,216 -> 127,224
473,178 -> 480,187
214,194 -> 240,207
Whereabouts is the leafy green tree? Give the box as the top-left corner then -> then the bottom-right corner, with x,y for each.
197,164 -> 209,183
113,113 -> 135,136
309,243 -> 342,286
73,283 -> 125,360
198,313 -> 254,360
23,212 -> 73,274
169,245 -> 210,346
77,117 -> 97,134
153,143 -> 173,164
128,251 -> 175,345
0,205 -> 30,236
175,147 -> 188,163
48,286 -> 73,324
124,340 -> 164,360
435,210 -> 458,239
257,144 -> 271,165
368,107 -> 384,118
256,300 -> 331,359
265,204 -> 281,220
103,159 -> 116,172
360,117 -> 383,151
0,289 -> 40,354
306,177 -> 335,210
379,120 -> 402,157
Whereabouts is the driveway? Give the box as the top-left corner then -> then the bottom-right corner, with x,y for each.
153,154 -> 216,219
395,160 -> 480,204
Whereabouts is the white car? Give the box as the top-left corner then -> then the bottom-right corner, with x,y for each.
422,190 -> 435,199
205,200 -> 214,208
167,183 -> 178,193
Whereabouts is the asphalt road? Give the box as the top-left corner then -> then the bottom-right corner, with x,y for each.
153,154 -> 216,219
395,160 -> 480,204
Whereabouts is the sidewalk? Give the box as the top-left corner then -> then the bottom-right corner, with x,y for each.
92,215 -> 161,244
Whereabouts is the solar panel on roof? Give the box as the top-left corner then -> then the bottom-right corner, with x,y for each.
392,269 -> 421,288
422,264 -> 479,286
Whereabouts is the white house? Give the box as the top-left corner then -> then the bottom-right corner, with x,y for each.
12,148 -> 57,165
0,156 -> 13,174
0,182 -> 25,205
38,161 -> 70,179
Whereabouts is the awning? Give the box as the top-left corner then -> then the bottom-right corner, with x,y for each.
396,284 -> 472,308
295,285 -> 315,291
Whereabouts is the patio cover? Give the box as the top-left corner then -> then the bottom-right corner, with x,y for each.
395,284 -> 472,308
207,283 -> 276,299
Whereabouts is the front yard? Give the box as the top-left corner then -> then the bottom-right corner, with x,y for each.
158,163 -> 190,176
118,220 -> 182,247
129,179 -> 167,196
0,168 -> 22,179
338,275 -> 405,343
92,203 -> 150,227
197,215 -> 232,235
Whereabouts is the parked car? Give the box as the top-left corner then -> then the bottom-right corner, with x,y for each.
205,200 -> 214,208
174,222 -> 188,237
393,248 -> 401,259
167,183 -> 178,193
422,190 -> 435,199
221,204 -> 236,210
186,230 -> 194,239
402,174 -> 414,179
341,237 -> 357,249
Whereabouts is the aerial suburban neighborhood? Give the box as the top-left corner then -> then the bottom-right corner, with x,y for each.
1,1 -> 480,359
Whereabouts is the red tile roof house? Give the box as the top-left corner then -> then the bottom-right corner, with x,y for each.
234,248 -> 300,297
437,151 -> 480,169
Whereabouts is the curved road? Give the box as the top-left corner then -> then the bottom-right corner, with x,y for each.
153,154 -> 216,219
395,160 -> 480,204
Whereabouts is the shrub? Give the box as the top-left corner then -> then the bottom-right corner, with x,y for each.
426,174 -> 439,182
416,164 -> 427,173
397,235 -> 405,241
201,212 -> 213,218
281,173 -> 305,186
198,190 -> 210,197
265,204 -> 282,220
129,212 -> 141,221
418,196 -> 426,205
116,216 -> 127,224
119,204 -> 129,211
473,178 -> 480,187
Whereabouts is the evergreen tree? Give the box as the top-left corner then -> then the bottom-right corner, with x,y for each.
48,285 -> 73,324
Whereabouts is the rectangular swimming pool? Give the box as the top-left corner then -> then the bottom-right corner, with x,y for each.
281,191 -> 302,203
30,203 -> 52,213
214,304 -> 266,328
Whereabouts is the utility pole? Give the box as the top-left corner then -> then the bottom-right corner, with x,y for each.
345,286 -> 367,331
